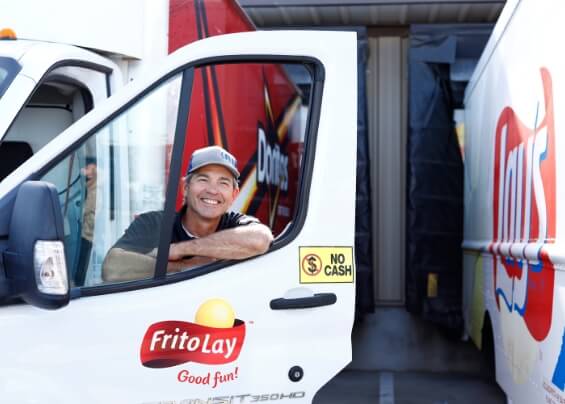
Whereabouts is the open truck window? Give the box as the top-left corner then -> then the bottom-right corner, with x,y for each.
165,61 -> 313,277
178,62 -> 312,237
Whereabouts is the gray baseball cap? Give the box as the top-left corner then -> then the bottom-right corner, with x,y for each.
187,146 -> 240,180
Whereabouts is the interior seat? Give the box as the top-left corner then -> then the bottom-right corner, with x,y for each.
0,141 -> 33,181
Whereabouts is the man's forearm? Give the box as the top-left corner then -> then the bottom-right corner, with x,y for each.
102,248 -> 217,282
171,223 -> 273,260
168,256 -> 218,271
102,247 -> 156,282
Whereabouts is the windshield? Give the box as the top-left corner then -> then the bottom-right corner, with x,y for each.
0,56 -> 21,99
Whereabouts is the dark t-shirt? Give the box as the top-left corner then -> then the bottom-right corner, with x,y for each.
113,205 -> 259,255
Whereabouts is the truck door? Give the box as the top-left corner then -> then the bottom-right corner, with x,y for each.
0,31 -> 357,404
0,43 -> 121,181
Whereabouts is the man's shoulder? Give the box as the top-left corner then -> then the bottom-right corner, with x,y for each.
113,210 -> 164,254
133,210 -> 165,223
125,210 -> 166,234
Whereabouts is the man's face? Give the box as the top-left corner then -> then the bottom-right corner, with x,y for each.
184,164 -> 239,221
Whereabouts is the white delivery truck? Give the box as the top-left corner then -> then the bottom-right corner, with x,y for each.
0,29 -> 357,403
463,0 -> 565,403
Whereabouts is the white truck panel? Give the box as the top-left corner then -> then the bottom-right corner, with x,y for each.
0,0 -> 168,59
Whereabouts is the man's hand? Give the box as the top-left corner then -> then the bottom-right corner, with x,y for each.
169,243 -> 187,261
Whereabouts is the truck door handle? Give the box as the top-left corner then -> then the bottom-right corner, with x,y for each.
270,293 -> 337,310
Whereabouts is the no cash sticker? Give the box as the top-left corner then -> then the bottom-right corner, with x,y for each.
299,247 -> 354,284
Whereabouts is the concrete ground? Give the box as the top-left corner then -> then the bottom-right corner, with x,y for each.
349,308 -> 485,373
312,308 -> 507,403
313,370 -> 505,404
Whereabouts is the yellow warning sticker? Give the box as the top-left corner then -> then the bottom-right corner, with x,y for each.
299,246 -> 354,284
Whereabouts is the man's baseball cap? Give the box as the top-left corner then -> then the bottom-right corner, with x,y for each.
187,146 -> 240,180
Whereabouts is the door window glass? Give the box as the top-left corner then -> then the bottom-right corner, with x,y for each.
38,73 -> 183,286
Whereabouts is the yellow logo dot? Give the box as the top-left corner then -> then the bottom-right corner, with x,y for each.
195,298 -> 235,328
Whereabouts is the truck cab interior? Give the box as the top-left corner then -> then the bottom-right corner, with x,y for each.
0,71 -> 94,181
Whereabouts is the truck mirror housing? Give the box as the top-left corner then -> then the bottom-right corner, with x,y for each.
3,181 -> 69,309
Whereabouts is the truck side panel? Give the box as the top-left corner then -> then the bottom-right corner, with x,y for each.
463,1 -> 565,403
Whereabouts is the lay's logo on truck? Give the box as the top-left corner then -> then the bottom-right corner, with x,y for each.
490,68 -> 556,342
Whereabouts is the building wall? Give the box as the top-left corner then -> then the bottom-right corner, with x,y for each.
366,30 -> 409,305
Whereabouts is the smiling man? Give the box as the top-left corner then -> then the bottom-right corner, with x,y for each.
102,146 -> 273,283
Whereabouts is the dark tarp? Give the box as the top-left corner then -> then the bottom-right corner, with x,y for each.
406,25 -> 491,331
355,28 -> 374,315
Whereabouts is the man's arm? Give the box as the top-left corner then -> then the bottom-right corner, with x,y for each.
169,223 -> 273,261
102,248 -> 217,282
101,247 -> 156,282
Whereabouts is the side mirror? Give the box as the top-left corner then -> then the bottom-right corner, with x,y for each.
3,181 -> 69,309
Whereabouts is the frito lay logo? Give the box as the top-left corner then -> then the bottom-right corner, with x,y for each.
140,299 -> 245,368
490,67 -> 556,341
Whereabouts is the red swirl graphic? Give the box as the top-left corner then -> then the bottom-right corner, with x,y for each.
140,320 -> 246,368
491,67 -> 555,341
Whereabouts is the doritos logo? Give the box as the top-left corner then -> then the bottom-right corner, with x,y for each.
490,68 -> 556,342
